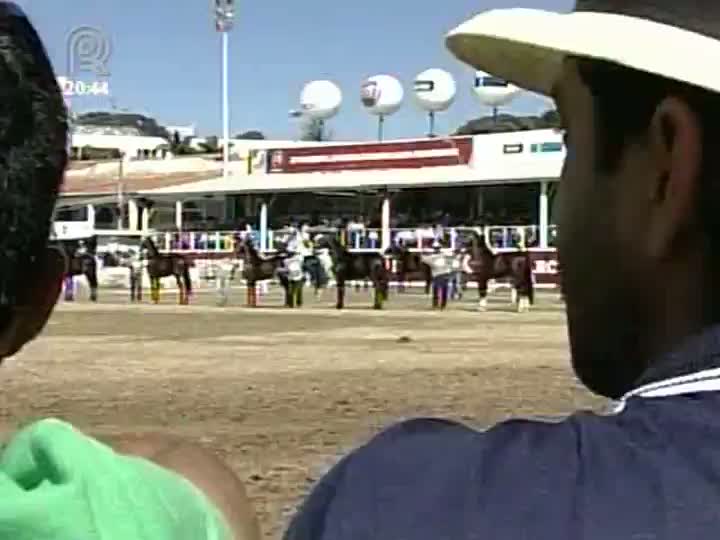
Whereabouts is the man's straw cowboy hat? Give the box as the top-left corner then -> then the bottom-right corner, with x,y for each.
445,2 -> 720,96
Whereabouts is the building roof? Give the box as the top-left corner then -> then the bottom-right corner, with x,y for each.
61,170 -> 221,196
58,129 -> 566,198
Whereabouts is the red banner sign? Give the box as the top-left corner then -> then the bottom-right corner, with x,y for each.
267,137 -> 474,174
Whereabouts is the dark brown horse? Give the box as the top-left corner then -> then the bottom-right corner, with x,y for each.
384,243 -> 432,294
316,235 -> 389,310
141,237 -> 192,304
236,235 -> 289,307
467,231 -> 534,312
60,239 -> 99,302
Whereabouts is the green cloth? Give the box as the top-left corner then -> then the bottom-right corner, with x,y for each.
0,418 -> 232,540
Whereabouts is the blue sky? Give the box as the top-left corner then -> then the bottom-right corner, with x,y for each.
19,0 -> 571,140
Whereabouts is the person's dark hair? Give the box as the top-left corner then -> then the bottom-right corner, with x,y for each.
0,5 -> 68,321
576,57 -> 720,270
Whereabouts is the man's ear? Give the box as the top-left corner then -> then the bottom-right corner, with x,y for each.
646,96 -> 702,259
0,247 -> 65,358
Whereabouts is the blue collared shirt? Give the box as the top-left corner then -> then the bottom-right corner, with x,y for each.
285,325 -> 720,539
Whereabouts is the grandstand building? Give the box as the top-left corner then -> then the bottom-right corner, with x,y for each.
55,128 -> 564,285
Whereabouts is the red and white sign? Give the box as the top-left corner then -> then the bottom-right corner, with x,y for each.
267,137 -> 473,173
529,249 -> 560,286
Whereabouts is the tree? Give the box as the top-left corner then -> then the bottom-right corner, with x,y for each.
199,136 -> 219,153
539,109 -> 561,129
235,130 -> 265,140
77,145 -> 121,160
75,111 -> 170,139
299,117 -> 331,141
454,109 -> 561,135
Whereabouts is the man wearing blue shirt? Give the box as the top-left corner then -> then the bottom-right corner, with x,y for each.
275,1 -> 720,538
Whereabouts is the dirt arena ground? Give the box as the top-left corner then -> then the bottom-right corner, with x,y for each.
0,284 -> 608,538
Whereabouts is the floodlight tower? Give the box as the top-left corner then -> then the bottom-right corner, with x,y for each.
213,0 -> 234,179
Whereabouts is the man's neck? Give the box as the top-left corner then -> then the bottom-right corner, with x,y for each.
635,269 -> 720,385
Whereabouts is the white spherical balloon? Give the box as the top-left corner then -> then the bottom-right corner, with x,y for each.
413,68 -> 457,112
472,71 -> 520,107
300,80 -> 342,120
360,74 -> 404,116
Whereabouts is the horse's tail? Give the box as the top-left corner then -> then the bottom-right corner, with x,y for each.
183,262 -> 193,295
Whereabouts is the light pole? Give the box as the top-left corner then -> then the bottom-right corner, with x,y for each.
213,0 -> 234,180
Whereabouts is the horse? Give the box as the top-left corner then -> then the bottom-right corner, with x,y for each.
466,231 -> 534,312
141,237 -> 193,304
59,238 -> 99,302
315,235 -> 389,310
384,243 -> 432,294
235,235 -> 289,307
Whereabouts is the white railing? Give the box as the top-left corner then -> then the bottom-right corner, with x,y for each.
145,224 -> 558,254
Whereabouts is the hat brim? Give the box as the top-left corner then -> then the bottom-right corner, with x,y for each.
446,8 -> 720,97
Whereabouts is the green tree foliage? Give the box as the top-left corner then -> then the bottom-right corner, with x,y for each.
235,130 -> 265,140
454,109 -> 561,135
74,111 -> 170,139
299,117 -> 331,141
198,135 -> 220,153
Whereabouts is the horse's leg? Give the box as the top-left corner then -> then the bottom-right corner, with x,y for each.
510,287 -> 518,306
87,270 -> 98,302
247,281 -> 257,307
313,268 -> 321,298
378,276 -> 390,309
336,279 -> 345,310
130,271 -> 136,302
372,277 -> 383,310
151,277 -> 160,304
286,283 -> 293,308
477,276 -> 489,311
176,275 -> 184,305
296,281 -> 304,307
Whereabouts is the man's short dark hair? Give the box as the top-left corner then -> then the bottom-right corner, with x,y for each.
576,57 -> 720,273
0,7 -> 67,318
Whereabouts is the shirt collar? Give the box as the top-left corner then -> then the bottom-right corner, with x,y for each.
613,324 -> 720,411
